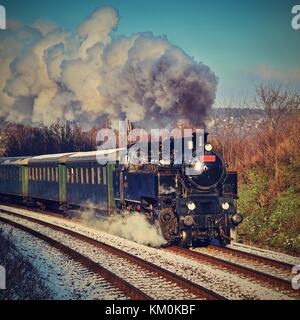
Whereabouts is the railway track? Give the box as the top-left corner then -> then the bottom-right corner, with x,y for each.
0,208 -> 226,300
0,215 -> 150,300
167,246 -> 298,298
209,245 -> 294,271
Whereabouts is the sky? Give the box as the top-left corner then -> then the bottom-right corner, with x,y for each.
1,0 -> 300,107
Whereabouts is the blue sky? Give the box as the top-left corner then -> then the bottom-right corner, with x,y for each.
2,0 -> 300,106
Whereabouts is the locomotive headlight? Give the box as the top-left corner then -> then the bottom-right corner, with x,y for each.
231,213 -> 243,226
183,215 -> 195,226
221,202 -> 230,210
205,144 -> 213,152
192,160 -> 204,173
187,201 -> 196,211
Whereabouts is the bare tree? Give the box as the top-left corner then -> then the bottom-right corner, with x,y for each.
254,84 -> 300,192
255,84 -> 300,129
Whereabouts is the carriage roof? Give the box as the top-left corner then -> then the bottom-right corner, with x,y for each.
66,148 -> 126,163
0,156 -> 32,165
29,153 -> 75,164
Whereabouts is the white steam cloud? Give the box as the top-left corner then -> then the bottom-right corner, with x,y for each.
0,6 -> 218,127
81,207 -> 167,247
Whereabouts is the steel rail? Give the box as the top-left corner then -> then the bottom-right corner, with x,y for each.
167,246 -> 298,297
208,245 -> 294,271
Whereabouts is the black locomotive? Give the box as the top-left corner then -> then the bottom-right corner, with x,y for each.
114,132 -> 243,246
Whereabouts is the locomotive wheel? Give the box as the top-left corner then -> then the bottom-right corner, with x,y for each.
158,208 -> 178,242
218,226 -> 232,246
178,229 -> 193,247
179,230 -> 188,247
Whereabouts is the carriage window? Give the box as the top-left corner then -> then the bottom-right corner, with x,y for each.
71,168 -> 75,184
35,168 -> 38,181
91,168 -> 95,185
79,168 -> 82,184
75,168 -> 79,184
103,167 -> 107,186
97,167 -> 101,184
55,168 -> 58,182
86,168 -> 89,184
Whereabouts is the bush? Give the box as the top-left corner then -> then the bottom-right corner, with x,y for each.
238,170 -> 300,254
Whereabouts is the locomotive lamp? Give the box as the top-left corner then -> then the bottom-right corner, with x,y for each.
231,213 -> 243,226
183,215 -> 195,226
221,202 -> 230,210
205,144 -> 213,152
187,201 -> 196,211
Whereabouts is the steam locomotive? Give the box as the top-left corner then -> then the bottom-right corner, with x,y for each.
0,132 -> 243,247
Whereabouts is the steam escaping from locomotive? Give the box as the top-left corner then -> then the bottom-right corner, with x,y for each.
80,205 -> 167,247
0,6 -> 218,128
